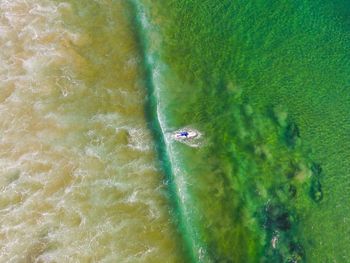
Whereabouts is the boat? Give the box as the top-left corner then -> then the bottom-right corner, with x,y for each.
174,131 -> 198,139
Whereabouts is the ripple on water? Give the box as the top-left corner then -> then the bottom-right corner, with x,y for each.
0,0 -> 185,262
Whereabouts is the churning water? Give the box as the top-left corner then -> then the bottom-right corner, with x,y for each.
0,1 -> 185,262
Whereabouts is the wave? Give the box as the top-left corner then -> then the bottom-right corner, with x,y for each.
129,1 -> 208,262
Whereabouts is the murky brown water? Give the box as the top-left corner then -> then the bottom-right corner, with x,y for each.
0,1 -> 184,262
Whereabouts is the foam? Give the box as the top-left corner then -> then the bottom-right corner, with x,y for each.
0,1 -> 184,262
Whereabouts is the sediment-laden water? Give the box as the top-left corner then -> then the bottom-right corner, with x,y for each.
0,1 -> 186,262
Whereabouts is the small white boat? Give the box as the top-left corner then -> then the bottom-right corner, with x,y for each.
174,131 -> 198,139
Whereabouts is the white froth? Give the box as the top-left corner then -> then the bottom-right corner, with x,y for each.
0,0 -> 183,262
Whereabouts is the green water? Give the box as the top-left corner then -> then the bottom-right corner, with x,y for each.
137,0 -> 350,262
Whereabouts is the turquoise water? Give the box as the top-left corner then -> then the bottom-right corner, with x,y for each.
133,0 -> 350,262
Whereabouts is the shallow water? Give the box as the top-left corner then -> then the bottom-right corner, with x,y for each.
135,0 -> 350,262
0,1 -> 185,262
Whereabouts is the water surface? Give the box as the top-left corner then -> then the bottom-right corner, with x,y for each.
0,1 -> 185,262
